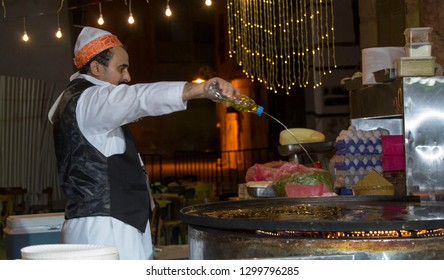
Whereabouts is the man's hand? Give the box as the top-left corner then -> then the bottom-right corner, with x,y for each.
182,77 -> 239,101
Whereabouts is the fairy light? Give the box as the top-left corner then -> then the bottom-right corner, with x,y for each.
22,17 -> 29,42
127,0 -> 135,24
227,0 -> 337,93
98,2 -> 104,25
165,0 -> 172,17
205,0 -> 212,6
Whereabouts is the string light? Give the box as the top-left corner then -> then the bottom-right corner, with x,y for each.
55,12 -> 62,38
98,2 -> 104,25
4,0 -> 218,43
22,17 -> 29,42
227,0 -> 337,93
165,0 -> 172,17
127,0 -> 135,24
55,0 -> 64,39
2,0 -> 6,18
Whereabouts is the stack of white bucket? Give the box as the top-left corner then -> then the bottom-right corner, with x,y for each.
21,244 -> 119,260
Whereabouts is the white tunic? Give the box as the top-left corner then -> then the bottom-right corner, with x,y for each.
48,73 -> 187,260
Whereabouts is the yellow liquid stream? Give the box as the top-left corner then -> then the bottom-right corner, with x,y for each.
263,111 -> 315,165
209,82 -> 314,164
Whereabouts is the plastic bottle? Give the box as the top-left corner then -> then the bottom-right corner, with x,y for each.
206,81 -> 264,116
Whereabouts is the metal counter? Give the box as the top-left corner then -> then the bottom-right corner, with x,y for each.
349,77 -> 444,200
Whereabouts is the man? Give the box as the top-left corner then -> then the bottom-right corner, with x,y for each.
48,27 -> 239,260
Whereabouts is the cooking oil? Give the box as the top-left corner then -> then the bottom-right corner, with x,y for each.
207,81 -> 263,116
207,81 -> 315,164
263,112 -> 315,165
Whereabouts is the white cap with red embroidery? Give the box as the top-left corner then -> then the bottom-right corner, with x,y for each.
73,27 -> 123,69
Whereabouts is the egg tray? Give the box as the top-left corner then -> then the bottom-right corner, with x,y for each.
334,139 -> 383,155
334,154 -> 382,171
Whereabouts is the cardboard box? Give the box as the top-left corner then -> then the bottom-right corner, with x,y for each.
3,212 -> 64,259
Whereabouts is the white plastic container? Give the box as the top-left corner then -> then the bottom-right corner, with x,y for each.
404,27 -> 432,44
3,212 -> 64,259
395,56 -> 435,77
404,43 -> 432,57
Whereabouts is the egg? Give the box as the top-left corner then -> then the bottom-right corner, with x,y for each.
364,131 -> 373,138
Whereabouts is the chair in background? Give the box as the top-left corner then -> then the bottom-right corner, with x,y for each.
0,193 -> 14,237
6,186 -> 27,215
157,188 -> 196,245
159,193 -> 185,245
151,175 -> 198,245
150,200 -> 163,247
28,187 -> 53,214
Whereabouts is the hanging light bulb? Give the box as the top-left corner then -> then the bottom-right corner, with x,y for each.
205,0 -> 212,6
55,12 -> 62,38
128,13 -> 134,24
127,0 -> 135,24
55,0 -> 65,39
165,0 -> 172,17
98,2 -> 104,25
22,31 -> 29,42
98,15 -> 104,25
22,17 -> 29,42
56,27 -> 62,38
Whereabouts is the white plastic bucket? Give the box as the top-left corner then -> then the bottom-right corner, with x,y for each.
21,244 -> 119,260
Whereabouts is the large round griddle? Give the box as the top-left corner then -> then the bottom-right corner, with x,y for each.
180,196 -> 444,232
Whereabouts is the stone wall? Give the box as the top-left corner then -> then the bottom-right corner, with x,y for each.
421,0 -> 444,66
359,0 -> 443,66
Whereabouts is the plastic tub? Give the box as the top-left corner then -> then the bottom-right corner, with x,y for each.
395,56 -> 435,77
404,43 -> 432,57
404,27 -> 432,44
4,212 -> 64,259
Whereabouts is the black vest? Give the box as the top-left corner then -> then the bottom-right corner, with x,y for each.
52,79 -> 150,232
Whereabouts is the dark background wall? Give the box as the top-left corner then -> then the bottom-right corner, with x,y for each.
1,0 -> 443,159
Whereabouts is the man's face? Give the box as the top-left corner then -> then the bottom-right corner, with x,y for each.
96,46 -> 131,85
